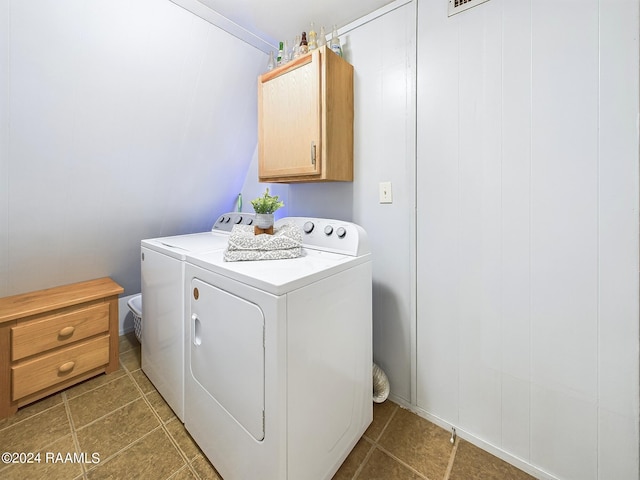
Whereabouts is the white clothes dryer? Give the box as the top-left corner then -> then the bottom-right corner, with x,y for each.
140,212 -> 254,421
184,217 -> 372,480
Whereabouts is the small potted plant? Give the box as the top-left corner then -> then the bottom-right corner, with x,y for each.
251,188 -> 284,234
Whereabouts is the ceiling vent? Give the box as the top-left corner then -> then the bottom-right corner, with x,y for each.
448,0 -> 491,16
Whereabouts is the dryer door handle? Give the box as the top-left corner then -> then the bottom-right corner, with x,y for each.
192,314 -> 202,346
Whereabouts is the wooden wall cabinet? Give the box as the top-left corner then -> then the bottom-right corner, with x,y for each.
0,277 -> 123,419
258,45 -> 354,183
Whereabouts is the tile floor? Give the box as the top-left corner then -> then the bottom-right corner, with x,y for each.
0,333 -> 537,480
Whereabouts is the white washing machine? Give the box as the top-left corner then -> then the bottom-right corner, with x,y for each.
140,212 -> 255,421
184,217 -> 372,480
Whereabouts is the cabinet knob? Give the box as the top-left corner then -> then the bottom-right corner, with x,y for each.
310,141 -> 316,166
58,326 -> 75,338
58,361 -> 76,374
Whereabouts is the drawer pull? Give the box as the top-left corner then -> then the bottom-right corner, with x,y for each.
58,361 -> 76,374
58,326 -> 76,337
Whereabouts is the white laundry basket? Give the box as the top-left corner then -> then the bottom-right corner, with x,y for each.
127,294 -> 143,343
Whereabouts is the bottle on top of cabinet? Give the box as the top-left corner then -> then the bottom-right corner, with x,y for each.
267,51 -> 275,71
276,41 -> 284,66
317,26 -> 327,48
330,25 -> 342,57
308,23 -> 318,50
299,32 -> 309,55
292,35 -> 301,59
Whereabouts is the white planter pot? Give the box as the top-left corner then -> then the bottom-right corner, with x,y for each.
255,213 -> 274,229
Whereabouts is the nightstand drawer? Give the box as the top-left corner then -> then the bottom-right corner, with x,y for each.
12,335 -> 110,401
11,302 -> 110,361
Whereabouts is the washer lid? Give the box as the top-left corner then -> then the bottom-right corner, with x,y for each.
186,248 -> 370,296
140,212 -> 253,259
141,232 -> 230,260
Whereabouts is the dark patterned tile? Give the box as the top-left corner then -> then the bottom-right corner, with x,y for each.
0,393 -> 63,431
76,398 -> 159,460
87,428 -> 185,480
146,391 -> 176,423
118,331 -> 139,355
0,404 -> 70,453
378,407 -> 452,479
356,448 -> 422,480
191,454 -> 223,480
169,465 -> 198,479
0,434 -> 83,480
364,400 -> 398,442
166,418 -> 200,461
130,369 -> 155,395
64,368 -> 126,400
119,346 -> 141,372
68,375 -> 140,428
333,437 -> 374,480
450,440 -> 537,480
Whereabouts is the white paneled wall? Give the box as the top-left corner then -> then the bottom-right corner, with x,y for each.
417,1 -> 639,479
2,0 -> 266,296
596,0 -> 640,477
500,0 -> 533,462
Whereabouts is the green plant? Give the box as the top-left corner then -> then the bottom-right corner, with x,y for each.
250,188 -> 284,214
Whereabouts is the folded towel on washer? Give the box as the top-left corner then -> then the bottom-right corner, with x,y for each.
224,247 -> 302,262
224,223 -> 302,262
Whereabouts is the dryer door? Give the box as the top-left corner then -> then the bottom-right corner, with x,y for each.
189,278 -> 265,441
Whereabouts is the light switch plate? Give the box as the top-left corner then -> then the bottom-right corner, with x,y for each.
379,182 -> 393,204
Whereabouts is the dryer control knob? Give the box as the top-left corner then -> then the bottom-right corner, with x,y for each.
324,225 -> 333,236
246,218 -> 253,225
303,221 -> 315,233
234,216 -> 242,224
336,227 -> 347,238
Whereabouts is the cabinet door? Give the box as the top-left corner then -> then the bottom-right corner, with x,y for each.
258,51 -> 321,179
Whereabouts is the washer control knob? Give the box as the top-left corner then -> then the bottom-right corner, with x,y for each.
234,216 -> 242,224
219,216 -> 226,223
225,217 -> 231,223
246,218 -> 253,225
303,221 -> 315,233
336,227 -> 347,238
324,225 -> 333,236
